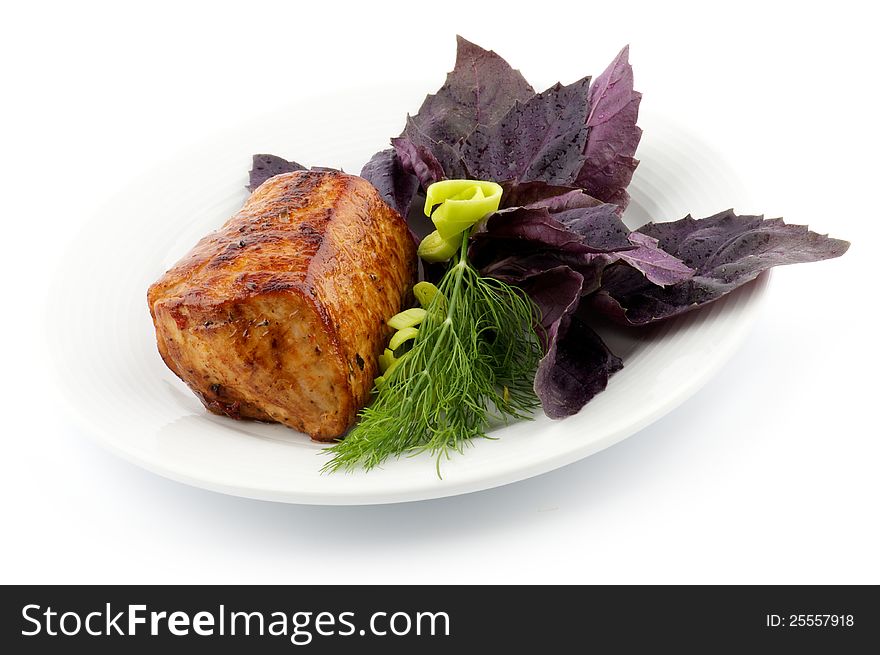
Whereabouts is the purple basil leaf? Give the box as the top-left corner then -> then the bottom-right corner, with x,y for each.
469,202 -> 634,291
518,266 -> 584,344
613,232 -> 695,286
527,189 -> 603,212
471,204 -> 633,265
518,267 -> 622,418
478,252 -> 573,284
499,181 -> 603,211
461,77 -> 591,186
587,45 -> 638,122
575,45 -> 642,209
553,204 -> 633,252
359,148 -> 419,218
391,136 -> 445,189
248,154 -> 306,191
479,251 -> 608,298
409,35 -> 534,145
592,210 -> 850,325
472,208 -> 591,253
399,117 -> 470,180
536,313 -> 623,419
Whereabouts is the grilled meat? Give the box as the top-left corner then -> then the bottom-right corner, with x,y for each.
147,170 -> 417,440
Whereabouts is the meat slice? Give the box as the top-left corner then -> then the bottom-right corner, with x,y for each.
147,170 -> 417,440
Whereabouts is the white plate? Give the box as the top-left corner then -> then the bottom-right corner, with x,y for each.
49,84 -> 768,505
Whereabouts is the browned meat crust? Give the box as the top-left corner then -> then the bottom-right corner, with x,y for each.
147,170 -> 416,440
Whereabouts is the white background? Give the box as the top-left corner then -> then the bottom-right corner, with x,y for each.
2,0 -> 877,584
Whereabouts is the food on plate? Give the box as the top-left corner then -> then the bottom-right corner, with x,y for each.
150,36 -> 849,473
147,170 -> 416,440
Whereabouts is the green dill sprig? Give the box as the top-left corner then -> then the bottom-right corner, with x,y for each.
322,228 -> 543,474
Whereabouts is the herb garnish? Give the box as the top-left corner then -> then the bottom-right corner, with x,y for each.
323,228 -> 543,474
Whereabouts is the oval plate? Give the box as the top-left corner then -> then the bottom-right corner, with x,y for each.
49,85 -> 767,505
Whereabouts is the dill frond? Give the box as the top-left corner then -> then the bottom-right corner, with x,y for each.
322,229 -> 542,474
